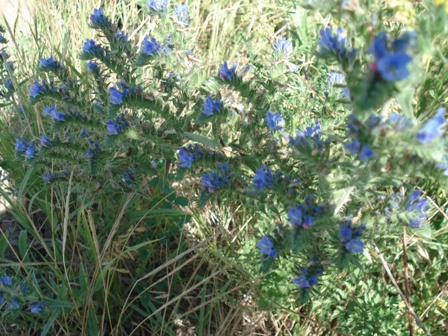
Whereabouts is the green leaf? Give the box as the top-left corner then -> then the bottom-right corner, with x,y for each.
183,132 -> 222,150
0,230 -> 8,259
18,230 -> 29,262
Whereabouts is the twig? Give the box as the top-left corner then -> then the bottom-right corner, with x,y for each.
420,285 -> 448,319
372,242 -> 432,336
402,227 -> 414,336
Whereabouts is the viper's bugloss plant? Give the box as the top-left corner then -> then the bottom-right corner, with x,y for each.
1,1 -> 447,334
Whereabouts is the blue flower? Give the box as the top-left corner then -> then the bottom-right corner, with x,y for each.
86,148 -> 94,160
43,172 -> 56,184
353,223 -> 366,238
416,108 -> 446,144
409,190 -> 421,203
87,61 -> 100,73
41,134 -> 52,146
318,27 -> 347,59
407,190 -> 428,221
338,227 -> 352,243
308,276 -> 318,286
173,4 -> 189,26
80,129 -> 88,137
0,275 -> 12,285
377,52 -> 412,82
203,96 -> 221,116
201,163 -> 233,192
369,32 -> 413,82
29,301 -> 45,314
179,148 -> 194,168
359,145 -> 374,162
292,276 -> 310,288
201,172 -> 221,193
304,122 -> 321,137
147,0 -> 168,12
90,7 -> 112,30
302,215 -> 315,228
141,36 -> 161,56
369,32 -> 389,60
256,235 -> 277,259
345,239 -> 364,253
0,33 -> 6,43
43,105 -> 65,121
122,168 -> 135,185
288,206 -> 304,226
109,87 -> 123,105
8,296 -> 20,310
410,219 -> 422,228
266,111 -> 285,131
0,291 -> 3,304
115,30 -> 129,43
274,37 -> 293,56
15,138 -> 27,152
29,81 -> 45,98
82,39 -> 103,55
105,120 -> 119,135
327,72 -> 345,85
392,31 -> 416,53
4,78 -> 13,89
344,140 -> 360,155
253,164 -> 274,190
219,61 -> 237,80
25,142 -> 36,159
40,56 -> 62,71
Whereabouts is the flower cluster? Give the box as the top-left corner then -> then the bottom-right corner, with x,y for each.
338,217 -> 365,254
201,163 -> 234,193
43,105 -> 66,121
293,257 -> 324,289
141,36 -> 163,56
39,56 -> 63,72
109,81 -> 143,105
289,121 -> 322,148
15,138 -> 37,159
369,31 -> 413,82
274,37 -> 293,57
344,115 -> 374,162
287,196 -> 327,230
178,144 -> 220,169
81,39 -> 106,59
406,190 -> 427,228
0,275 -> 45,314
89,7 -> 113,31
105,113 -> 129,135
318,27 -> 357,64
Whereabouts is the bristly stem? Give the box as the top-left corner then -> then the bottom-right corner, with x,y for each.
402,226 -> 414,336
